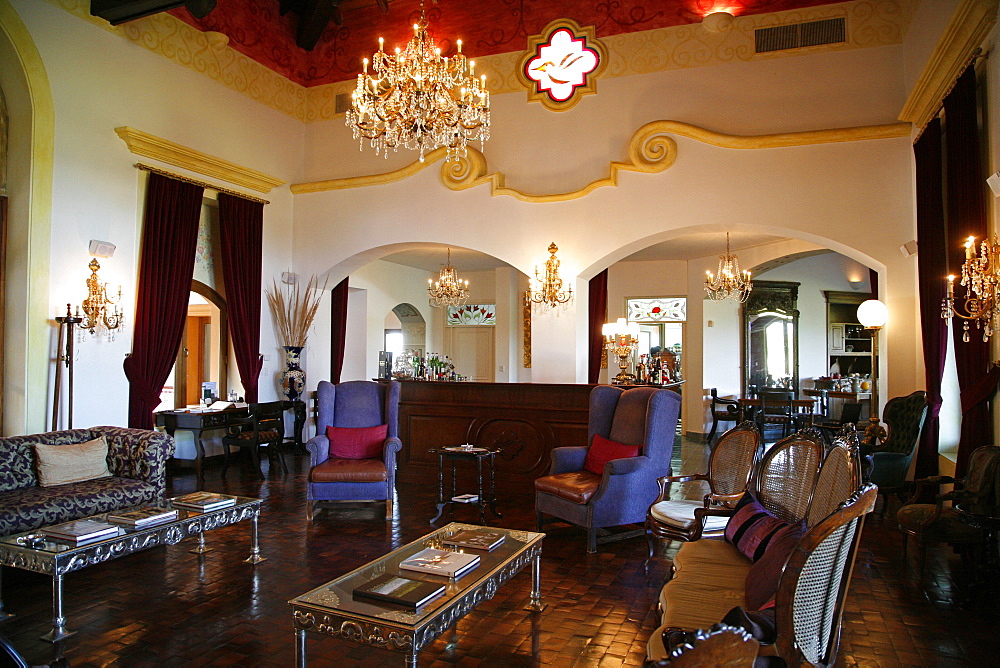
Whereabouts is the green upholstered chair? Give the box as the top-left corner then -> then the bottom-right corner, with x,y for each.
869,391 -> 928,506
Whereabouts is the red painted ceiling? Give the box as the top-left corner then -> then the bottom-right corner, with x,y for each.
169,0 -> 844,88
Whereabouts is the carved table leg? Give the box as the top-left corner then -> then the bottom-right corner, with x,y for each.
245,513 -> 267,564
406,651 -> 418,668
295,629 -> 307,667
477,456 -> 485,525
190,531 -> 213,555
41,572 -> 74,642
488,453 -> 502,518
524,552 -> 547,612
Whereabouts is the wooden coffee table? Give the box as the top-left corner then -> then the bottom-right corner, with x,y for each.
289,522 -> 545,666
0,495 -> 264,642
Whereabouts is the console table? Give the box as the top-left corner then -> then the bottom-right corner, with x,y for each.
156,400 -> 306,479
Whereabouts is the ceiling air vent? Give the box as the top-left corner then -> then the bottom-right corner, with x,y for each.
755,17 -> 846,54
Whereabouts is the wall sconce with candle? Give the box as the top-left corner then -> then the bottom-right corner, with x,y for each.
80,242 -> 123,341
603,318 -> 640,385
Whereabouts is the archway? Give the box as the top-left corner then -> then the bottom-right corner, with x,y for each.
0,5 -> 55,434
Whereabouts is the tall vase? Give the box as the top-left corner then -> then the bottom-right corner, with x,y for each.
280,346 -> 305,401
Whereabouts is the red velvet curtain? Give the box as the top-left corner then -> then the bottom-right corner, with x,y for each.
124,173 -> 204,428
944,65 -> 991,477
218,193 -> 264,402
913,118 -> 946,480
588,269 -> 608,384
330,277 -> 350,383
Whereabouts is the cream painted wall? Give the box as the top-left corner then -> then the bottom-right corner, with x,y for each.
6,0 -> 991,439
7,0 -> 302,432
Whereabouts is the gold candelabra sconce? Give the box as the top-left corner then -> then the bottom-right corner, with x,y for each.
942,235 -> 1000,342
81,257 -> 123,340
525,242 -> 574,308
603,318 -> 639,385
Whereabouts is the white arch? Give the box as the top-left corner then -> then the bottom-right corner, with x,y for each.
0,2 -> 54,435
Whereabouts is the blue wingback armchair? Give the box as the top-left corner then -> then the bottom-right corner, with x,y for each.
534,385 -> 681,553
305,380 -> 401,520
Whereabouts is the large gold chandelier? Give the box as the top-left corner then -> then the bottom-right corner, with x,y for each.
346,1 -> 490,163
427,248 -> 469,308
942,235 -> 1000,341
526,243 -> 574,308
704,233 -> 752,303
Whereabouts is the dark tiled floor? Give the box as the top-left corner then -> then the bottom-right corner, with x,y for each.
3,437 -> 999,666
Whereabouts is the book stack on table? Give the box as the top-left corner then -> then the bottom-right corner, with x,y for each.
352,574 -> 445,610
106,506 -> 178,528
171,492 -> 237,512
399,547 -> 480,579
42,519 -> 121,544
442,529 -> 506,552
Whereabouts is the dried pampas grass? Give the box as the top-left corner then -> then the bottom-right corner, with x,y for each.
266,274 -> 328,347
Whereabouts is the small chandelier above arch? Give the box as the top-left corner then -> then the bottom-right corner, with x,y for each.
516,19 -> 609,112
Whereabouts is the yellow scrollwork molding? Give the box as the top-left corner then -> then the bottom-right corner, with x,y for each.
291,120 -> 910,202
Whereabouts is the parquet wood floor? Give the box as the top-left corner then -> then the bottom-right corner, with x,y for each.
2,437 -> 999,666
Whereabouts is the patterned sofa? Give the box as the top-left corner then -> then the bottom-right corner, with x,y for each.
0,427 -> 175,537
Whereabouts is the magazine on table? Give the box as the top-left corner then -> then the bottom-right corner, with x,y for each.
106,506 -> 178,527
171,492 -> 237,512
42,519 -> 121,544
442,529 -> 505,552
399,547 -> 479,578
352,574 -> 445,609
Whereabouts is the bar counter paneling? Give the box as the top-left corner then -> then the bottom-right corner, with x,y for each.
395,381 -> 593,489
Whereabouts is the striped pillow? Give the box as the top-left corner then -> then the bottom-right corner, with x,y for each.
724,495 -> 791,562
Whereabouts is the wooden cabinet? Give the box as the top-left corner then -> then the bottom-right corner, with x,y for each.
824,292 -> 874,378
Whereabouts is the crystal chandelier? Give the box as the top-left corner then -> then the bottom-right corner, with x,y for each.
427,248 -> 469,308
346,0 -> 490,163
81,258 -> 123,340
704,233 -> 752,302
526,243 -> 574,308
942,235 -> 1000,341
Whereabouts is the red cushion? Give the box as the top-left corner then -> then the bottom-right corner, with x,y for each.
744,520 -> 806,610
583,433 -> 640,475
724,495 -> 792,562
326,424 -> 388,460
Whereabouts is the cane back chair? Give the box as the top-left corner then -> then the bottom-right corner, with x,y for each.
645,421 -> 761,562
752,429 -> 826,524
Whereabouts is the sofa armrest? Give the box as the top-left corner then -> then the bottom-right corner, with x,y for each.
306,436 -> 330,467
550,446 -> 588,474
605,455 -> 648,477
93,426 -> 174,493
383,437 -> 402,470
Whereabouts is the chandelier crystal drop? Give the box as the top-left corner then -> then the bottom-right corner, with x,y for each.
427,248 -> 470,308
346,0 -> 490,163
941,235 -> 1000,342
704,233 -> 752,303
526,243 -> 574,308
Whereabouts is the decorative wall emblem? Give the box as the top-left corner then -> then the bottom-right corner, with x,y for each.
516,19 -> 608,112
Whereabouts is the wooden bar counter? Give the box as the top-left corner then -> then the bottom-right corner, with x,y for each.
395,381 -> 593,488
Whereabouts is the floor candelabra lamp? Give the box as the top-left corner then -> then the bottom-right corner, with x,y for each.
603,318 -> 639,385
857,299 -> 888,445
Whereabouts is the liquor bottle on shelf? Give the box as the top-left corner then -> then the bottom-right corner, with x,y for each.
636,355 -> 646,385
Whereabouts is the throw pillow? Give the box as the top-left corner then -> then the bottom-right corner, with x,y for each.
327,424 -> 388,460
744,519 -> 807,610
34,435 -> 112,487
584,433 -> 640,475
724,495 -> 792,562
